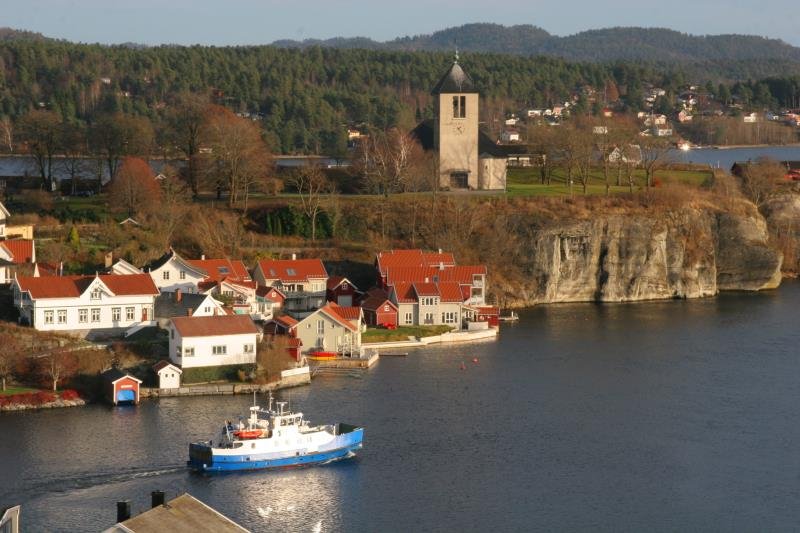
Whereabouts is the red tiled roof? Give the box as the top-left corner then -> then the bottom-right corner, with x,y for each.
257,258 -> 327,282
273,314 -> 298,328
439,282 -> 466,302
171,315 -> 259,338
15,273 -> 158,299
318,304 -> 357,331
391,282 -> 416,303
0,239 -> 34,263
413,282 -> 440,297
360,290 -> 396,312
385,265 -> 486,285
376,249 -> 455,275
439,265 -> 487,283
188,259 -> 251,283
327,302 -> 362,321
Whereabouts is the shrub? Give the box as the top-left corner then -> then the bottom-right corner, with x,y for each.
60,389 -> 81,401
182,364 -> 257,384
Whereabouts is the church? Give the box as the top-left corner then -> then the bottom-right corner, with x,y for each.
412,55 -> 509,191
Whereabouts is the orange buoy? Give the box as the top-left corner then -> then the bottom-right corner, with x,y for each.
472,358 -> 479,364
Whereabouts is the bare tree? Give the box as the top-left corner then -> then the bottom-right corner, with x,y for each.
0,345 -> 22,391
40,350 -> 79,392
639,136 -> 672,189
89,113 -> 154,180
288,164 -> 329,241
739,157 -> 782,206
166,92 -> 209,198
0,115 -> 13,153
60,123 -> 89,195
18,110 -> 61,190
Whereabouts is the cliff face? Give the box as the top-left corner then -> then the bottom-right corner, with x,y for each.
762,192 -> 800,276
501,207 -> 782,307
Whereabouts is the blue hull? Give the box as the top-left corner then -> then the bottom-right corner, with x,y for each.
188,428 -> 363,473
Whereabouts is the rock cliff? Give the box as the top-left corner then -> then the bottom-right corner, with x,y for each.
500,206 -> 783,307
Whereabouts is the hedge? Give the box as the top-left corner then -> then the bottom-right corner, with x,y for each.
181,364 -> 257,384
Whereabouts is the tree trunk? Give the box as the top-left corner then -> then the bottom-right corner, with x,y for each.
311,210 -> 317,241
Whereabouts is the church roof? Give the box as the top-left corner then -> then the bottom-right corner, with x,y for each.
431,61 -> 478,95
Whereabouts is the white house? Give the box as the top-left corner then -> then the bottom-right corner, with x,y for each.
743,112 -> 760,123
169,315 -> 260,369
153,360 -> 182,389
0,201 -> 9,238
12,273 -> 158,337
268,303 -> 362,357
143,248 -> 208,293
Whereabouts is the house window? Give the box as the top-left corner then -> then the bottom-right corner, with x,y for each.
212,345 -> 227,355
204,306 -> 211,313
125,307 -> 135,321
112,307 -> 121,321
180,270 -> 186,280
184,347 -> 195,357
223,290 -> 233,297
442,311 -> 457,324
91,308 -> 100,322
176,345 -> 182,357
286,268 -> 296,277
163,271 -> 170,280
44,310 -> 54,324
243,344 -> 254,353
383,305 -> 390,312
452,95 -> 466,118
404,312 -> 412,325
317,320 -> 325,334
57,309 -> 67,324
90,288 -> 101,300
342,282 -> 348,290
424,312 -> 434,325
79,308 -> 88,323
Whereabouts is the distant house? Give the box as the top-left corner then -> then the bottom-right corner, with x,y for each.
187,257 -> 259,317
602,108 -> 614,118
12,273 -> 158,337
154,289 -> 224,328
593,126 -> 609,135
281,303 -> 362,357
143,248 -> 208,293
0,238 -> 35,284
609,145 -> 643,165
326,276 -> 360,307
527,109 -> 543,117
652,126 -> 673,137
252,256 -> 328,318
168,315 -> 260,369
360,289 -> 398,327
256,285 -> 285,320
500,129 -> 520,143
504,116 -> 519,126
677,110 -> 693,123
743,112 -> 760,123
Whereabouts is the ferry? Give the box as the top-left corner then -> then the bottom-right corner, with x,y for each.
188,394 -> 364,472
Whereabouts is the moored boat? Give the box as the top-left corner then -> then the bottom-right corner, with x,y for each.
188,394 -> 364,472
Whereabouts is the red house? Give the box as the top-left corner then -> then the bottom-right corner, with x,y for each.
101,368 -> 142,405
326,276 -> 359,307
360,289 -> 398,327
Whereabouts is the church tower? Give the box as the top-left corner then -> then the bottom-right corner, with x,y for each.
432,54 -> 479,189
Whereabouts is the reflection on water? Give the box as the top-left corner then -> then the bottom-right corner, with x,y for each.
2,282 -> 800,532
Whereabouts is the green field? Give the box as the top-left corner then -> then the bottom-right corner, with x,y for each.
0,387 -> 39,396
362,325 -> 454,343
505,166 -> 713,197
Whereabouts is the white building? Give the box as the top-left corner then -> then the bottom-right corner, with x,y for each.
154,289 -> 225,327
12,273 -> 158,337
153,360 -> 182,389
142,248 -> 208,293
500,129 -> 520,143
169,315 -> 260,369
253,257 -> 328,318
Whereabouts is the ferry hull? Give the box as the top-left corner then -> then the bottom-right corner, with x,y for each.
188,428 -> 363,473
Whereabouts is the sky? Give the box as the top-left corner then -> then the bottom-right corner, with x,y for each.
3,0 -> 800,47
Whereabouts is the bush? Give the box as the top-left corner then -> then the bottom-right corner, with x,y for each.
60,389 -> 81,401
182,364 -> 257,384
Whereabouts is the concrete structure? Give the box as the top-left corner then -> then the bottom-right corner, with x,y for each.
103,493 -> 248,533
12,274 -> 158,337
153,360 -> 182,389
101,368 -> 142,405
412,55 -> 507,191
169,315 -> 260,369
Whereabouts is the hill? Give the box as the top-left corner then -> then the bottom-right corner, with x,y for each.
273,23 -> 800,64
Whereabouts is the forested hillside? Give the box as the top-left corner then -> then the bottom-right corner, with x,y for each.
1,32 -> 800,154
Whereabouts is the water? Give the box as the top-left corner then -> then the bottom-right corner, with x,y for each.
672,145 -> 800,170
2,284 -> 800,532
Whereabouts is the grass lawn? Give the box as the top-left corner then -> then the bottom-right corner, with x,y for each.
0,386 -> 39,396
505,167 -> 713,197
362,324 -> 454,343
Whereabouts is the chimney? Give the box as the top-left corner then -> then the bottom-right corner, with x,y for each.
438,248 -> 442,254
117,501 -> 131,523
151,490 -> 165,508
186,307 -> 193,316
59,261 -> 64,276
439,261 -> 444,271
201,254 -> 205,260
175,288 -> 182,302
424,277 -> 429,283
291,253 -> 296,260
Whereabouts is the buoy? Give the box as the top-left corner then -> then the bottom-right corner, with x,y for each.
460,362 -> 466,370
472,357 -> 479,364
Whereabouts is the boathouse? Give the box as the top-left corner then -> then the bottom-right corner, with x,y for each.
101,368 -> 142,405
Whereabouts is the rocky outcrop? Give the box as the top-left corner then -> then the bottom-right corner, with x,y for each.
762,192 -> 800,275
500,207 -> 783,307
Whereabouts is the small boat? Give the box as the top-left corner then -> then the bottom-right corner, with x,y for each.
498,311 -> 519,322
188,393 -> 364,472
307,351 -> 338,360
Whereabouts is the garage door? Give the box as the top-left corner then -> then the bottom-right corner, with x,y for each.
338,295 -> 352,307
117,389 -> 136,403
